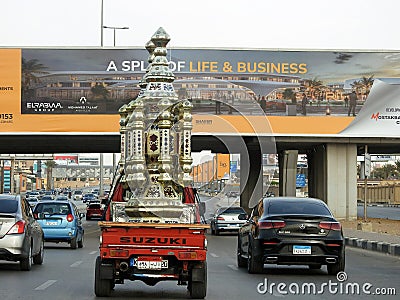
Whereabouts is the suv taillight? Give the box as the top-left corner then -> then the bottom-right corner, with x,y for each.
259,220 -> 286,229
319,221 -> 341,231
67,214 -> 74,222
7,220 -> 26,234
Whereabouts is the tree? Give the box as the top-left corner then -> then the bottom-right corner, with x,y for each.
303,78 -> 323,99
350,80 -> 363,98
91,83 -> 110,100
360,75 -> 374,98
372,164 -> 397,179
44,160 -> 57,190
21,58 -> 48,97
283,88 -> 296,104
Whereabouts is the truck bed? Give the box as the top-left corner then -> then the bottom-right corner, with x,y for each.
98,221 -> 209,229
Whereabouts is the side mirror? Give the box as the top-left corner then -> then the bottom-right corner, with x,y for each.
79,213 -> 85,219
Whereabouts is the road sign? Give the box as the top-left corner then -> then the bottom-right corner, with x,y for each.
365,153 -> 371,177
296,174 -> 306,188
230,161 -> 237,173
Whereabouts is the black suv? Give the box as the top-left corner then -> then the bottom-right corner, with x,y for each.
237,197 -> 345,275
0,194 -> 44,270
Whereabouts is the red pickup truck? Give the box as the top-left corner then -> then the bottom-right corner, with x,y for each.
95,221 -> 209,298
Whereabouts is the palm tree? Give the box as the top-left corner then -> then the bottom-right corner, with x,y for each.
91,83 -> 110,100
21,58 -> 48,97
350,80 -> 363,98
360,75 -> 374,99
282,88 -> 296,104
303,78 -> 323,99
44,160 -> 57,190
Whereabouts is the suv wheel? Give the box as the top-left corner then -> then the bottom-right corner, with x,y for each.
247,238 -> 263,274
327,248 -> 345,275
237,237 -> 246,268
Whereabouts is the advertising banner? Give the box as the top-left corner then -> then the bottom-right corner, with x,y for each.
1,48 -> 400,136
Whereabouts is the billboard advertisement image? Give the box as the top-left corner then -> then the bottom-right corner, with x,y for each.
1,48 -> 400,136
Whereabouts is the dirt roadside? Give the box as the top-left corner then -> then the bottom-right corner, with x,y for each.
341,218 -> 400,236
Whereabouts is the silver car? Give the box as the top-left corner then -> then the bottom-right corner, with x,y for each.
210,206 -> 248,235
0,194 -> 44,270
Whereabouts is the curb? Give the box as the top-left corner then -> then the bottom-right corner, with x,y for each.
345,237 -> 400,257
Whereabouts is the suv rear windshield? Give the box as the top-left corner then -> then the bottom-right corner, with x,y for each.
268,202 -> 331,216
0,200 -> 18,213
34,203 -> 71,215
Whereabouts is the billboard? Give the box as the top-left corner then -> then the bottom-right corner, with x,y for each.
2,47 -> 400,136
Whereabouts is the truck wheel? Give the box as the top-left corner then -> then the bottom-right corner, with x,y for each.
237,237 -> 246,268
94,256 -> 112,297
247,239 -> 263,274
189,262 -> 207,299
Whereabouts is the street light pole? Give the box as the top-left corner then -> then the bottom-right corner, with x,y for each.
102,26 -> 129,47
100,0 -> 104,47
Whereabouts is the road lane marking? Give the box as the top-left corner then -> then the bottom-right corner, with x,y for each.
209,253 -> 219,258
34,280 -> 57,290
89,251 -> 98,255
70,261 -> 83,267
227,264 -> 238,271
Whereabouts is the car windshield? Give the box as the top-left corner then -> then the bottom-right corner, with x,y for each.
34,203 -> 71,215
268,202 -> 331,216
0,200 -> 18,213
219,207 -> 245,214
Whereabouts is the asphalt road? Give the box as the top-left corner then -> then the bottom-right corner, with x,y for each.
0,220 -> 399,300
357,205 -> 400,220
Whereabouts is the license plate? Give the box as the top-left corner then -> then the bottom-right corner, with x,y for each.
293,245 -> 311,254
46,221 -> 58,226
131,258 -> 168,269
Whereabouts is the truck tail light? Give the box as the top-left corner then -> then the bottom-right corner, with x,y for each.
259,220 -> 286,229
178,252 -> 197,259
110,249 -> 129,258
7,220 -> 26,234
319,222 -> 341,231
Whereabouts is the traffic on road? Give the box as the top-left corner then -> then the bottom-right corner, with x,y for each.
0,190 -> 399,299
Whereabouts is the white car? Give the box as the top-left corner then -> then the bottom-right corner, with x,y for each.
73,190 -> 83,201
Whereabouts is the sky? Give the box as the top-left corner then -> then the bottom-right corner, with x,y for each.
2,0 -> 400,165
2,0 -> 400,50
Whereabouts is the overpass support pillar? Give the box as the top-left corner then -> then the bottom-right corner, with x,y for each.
240,148 -> 263,210
279,150 -> 298,197
309,144 -> 357,220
